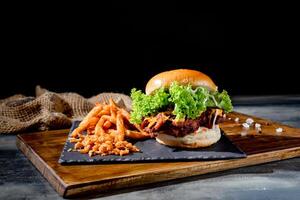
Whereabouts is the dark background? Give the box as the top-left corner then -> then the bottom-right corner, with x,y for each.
1,3 -> 299,98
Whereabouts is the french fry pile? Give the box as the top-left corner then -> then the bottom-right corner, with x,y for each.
70,99 -> 150,156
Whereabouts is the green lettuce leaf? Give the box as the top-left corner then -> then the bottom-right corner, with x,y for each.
169,83 -> 208,120
212,90 -> 233,113
130,82 -> 233,123
130,88 -> 169,123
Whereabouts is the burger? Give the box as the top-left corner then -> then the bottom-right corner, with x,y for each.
130,69 -> 233,148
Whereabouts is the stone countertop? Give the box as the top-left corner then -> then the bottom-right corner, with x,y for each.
1,95 -> 300,200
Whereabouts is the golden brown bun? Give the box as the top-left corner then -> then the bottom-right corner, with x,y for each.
155,126 -> 221,148
146,69 -> 217,95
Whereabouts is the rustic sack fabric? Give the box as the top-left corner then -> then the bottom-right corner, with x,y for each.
0,86 -> 132,134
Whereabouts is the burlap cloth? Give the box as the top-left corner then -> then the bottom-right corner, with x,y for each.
0,86 -> 132,134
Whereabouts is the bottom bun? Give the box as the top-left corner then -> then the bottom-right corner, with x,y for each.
155,126 -> 221,148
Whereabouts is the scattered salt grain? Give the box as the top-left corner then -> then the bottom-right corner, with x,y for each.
235,117 -> 239,122
256,127 -> 262,133
276,127 -> 283,133
228,118 -> 232,120
241,131 -> 248,136
255,123 -> 261,129
246,118 -> 254,125
242,123 -> 250,129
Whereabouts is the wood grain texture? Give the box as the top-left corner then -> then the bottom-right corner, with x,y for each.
16,112 -> 300,198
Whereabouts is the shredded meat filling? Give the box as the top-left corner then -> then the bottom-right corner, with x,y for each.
141,109 -> 224,137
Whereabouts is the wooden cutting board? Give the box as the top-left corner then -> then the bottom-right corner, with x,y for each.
16,112 -> 300,198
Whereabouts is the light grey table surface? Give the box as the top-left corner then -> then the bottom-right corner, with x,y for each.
1,96 -> 300,200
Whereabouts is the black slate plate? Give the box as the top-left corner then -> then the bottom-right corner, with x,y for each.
59,121 -> 246,164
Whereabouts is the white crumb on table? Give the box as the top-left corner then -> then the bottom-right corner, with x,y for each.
276,127 -> 283,133
246,118 -> 254,125
241,131 -> 248,136
242,123 -> 250,129
256,127 -> 262,133
255,123 -> 261,129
